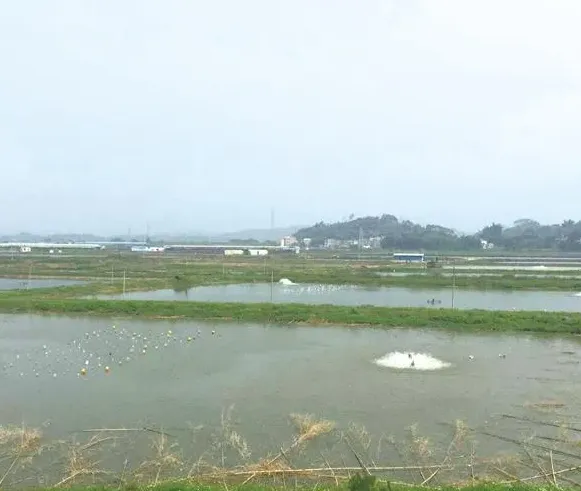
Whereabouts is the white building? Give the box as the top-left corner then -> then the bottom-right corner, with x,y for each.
280,236 -> 298,247
248,249 -> 269,256
224,249 -> 244,256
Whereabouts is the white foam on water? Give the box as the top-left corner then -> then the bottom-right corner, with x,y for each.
573,292 -> 581,297
278,278 -> 296,285
375,351 -> 451,371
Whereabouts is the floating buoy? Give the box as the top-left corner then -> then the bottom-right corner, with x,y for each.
468,355 -> 474,360
187,337 -> 192,342
104,366 -> 110,374
211,330 -> 216,335
80,368 -> 87,376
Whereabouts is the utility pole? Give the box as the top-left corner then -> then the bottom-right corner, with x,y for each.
27,263 -> 33,290
451,259 -> 456,309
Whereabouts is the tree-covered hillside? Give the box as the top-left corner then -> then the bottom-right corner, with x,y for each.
295,215 -> 581,251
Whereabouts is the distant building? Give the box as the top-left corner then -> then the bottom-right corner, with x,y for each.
393,252 -> 425,263
248,249 -> 268,256
131,246 -> 165,252
224,249 -> 245,256
324,238 -> 339,249
368,236 -> 383,249
281,236 -> 298,247
480,239 -> 494,249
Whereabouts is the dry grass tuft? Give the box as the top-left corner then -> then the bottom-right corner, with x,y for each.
0,425 -> 42,455
525,400 -> 566,410
406,424 -> 432,460
290,413 -> 335,445
347,423 -> 372,451
63,444 -> 99,482
452,420 -> 469,447
134,433 -> 183,484
212,405 -> 252,463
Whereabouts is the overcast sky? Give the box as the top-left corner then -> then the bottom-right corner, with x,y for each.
1,1 -> 580,235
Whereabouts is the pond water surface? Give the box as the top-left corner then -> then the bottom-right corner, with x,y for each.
1,314 -> 581,465
0,277 -> 84,290
102,283 -> 581,312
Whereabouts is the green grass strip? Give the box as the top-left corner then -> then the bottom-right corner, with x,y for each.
1,298 -> 580,334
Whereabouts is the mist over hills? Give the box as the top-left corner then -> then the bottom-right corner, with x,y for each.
0,226 -> 304,244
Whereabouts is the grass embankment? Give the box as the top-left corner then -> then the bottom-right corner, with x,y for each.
23,483 -> 562,491
1,298 -> 580,333
2,253 -> 581,292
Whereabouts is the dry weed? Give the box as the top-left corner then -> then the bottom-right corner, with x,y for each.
133,433 -> 183,484
243,458 -> 292,474
525,400 -> 566,410
2,411 -> 581,487
452,420 -> 468,447
406,424 -> 432,460
290,413 -> 335,445
346,423 -> 372,451
213,405 -> 251,463
0,425 -> 42,455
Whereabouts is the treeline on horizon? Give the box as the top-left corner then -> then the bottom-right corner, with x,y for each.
295,215 -> 581,251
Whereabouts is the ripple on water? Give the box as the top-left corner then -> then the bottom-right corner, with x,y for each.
374,351 -> 451,371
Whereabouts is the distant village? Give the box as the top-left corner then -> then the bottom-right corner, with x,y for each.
281,235 -> 383,250
282,235 -> 494,251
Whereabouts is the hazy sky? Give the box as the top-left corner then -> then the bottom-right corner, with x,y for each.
1,1 -> 580,235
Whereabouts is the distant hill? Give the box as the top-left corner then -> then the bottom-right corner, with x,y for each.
295,215 -> 581,252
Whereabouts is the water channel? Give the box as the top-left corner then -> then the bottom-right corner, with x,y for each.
102,283 -> 581,312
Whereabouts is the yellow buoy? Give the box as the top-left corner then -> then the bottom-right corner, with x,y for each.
80,368 -> 87,376
187,336 -> 192,342
104,366 -> 110,374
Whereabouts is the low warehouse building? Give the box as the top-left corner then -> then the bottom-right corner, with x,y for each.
393,252 -> 425,262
